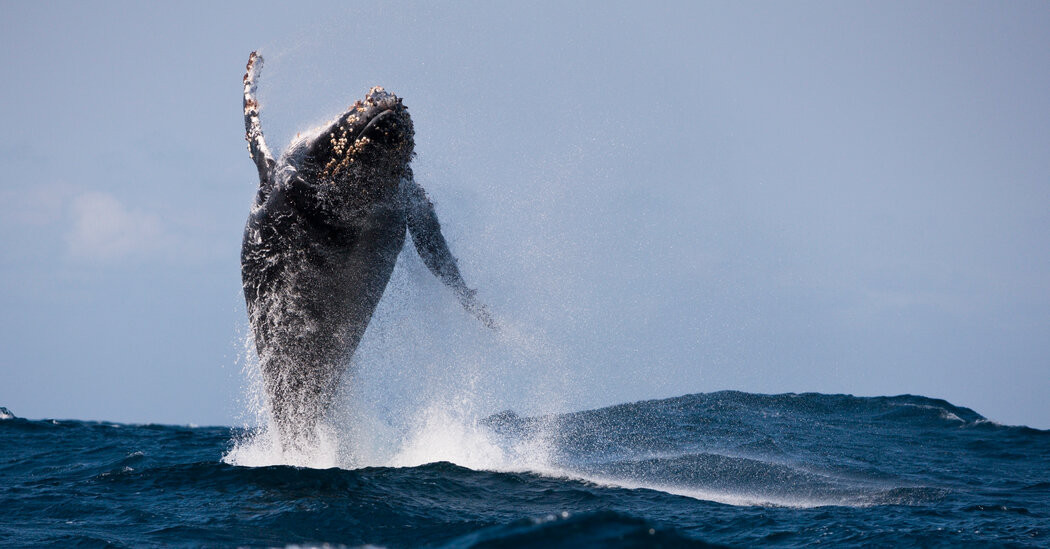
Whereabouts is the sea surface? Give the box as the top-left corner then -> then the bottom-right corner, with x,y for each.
1,391 -> 1047,548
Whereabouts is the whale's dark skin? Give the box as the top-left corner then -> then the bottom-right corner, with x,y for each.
239,52 -> 494,446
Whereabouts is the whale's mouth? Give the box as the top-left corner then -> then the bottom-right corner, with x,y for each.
308,87 -> 413,181
355,109 -> 394,144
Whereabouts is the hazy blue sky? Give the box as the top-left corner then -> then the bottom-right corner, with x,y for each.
1,1 -> 1048,428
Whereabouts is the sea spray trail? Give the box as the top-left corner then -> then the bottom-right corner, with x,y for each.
225,256 -> 1050,512
2,391 -> 1048,547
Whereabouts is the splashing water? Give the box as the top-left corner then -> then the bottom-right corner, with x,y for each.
224,242 -> 567,472
221,238 -> 987,515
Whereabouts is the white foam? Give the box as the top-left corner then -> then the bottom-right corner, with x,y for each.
387,401 -> 554,472
224,423 -> 342,469
565,473 -> 844,508
889,401 -> 966,423
388,405 -> 510,469
224,389 -> 555,473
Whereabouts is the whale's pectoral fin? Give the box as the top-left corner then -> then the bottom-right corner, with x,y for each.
243,51 -> 276,194
403,178 -> 469,289
455,287 -> 499,331
404,178 -> 499,331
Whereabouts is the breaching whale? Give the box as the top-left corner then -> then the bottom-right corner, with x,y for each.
239,52 -> 494,447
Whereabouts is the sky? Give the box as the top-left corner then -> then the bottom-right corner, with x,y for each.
1,1 -> 1048,428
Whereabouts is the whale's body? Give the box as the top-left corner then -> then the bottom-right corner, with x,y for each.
239,52 -> 492,446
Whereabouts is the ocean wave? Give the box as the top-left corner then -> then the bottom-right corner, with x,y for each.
2,391 -> 1048,547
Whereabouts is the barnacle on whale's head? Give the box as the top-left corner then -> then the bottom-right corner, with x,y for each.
309,86 -> 415,185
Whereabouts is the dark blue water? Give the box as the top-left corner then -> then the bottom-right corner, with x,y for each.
1,392 -> 1047,547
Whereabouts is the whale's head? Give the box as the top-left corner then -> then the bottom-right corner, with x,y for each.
283,87 -> 415,213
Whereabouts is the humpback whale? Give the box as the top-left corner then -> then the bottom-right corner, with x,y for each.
239,52 -> 494,446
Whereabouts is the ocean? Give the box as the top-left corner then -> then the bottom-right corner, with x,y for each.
1,391 -> 1047,547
